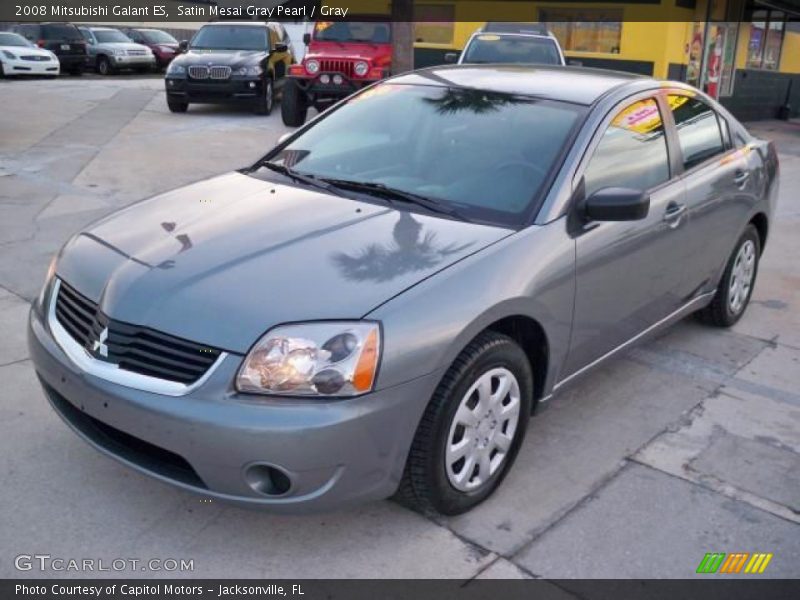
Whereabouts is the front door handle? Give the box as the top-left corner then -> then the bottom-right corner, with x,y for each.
734,169 -> 750,187
663,202 -> 687,228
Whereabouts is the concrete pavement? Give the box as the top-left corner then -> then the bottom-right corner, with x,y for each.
0,75 -> 798,579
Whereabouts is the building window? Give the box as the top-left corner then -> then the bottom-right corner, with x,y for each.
539,8 -> 623,54
747,9 -> 785,70
414,4 -> 455,45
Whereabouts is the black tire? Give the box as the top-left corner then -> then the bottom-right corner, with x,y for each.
0,62 -> 5,79
281,78 -> 308,126
167,98 -> 188,113
97,56 -> 113,76
697,224 -> 761,328
254,75 -> 274,115
395,331 -> 533,516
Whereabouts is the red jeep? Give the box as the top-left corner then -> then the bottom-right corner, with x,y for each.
281,21 -> 392,126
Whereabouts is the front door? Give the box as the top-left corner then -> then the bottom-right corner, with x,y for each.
562,95 -> 695,377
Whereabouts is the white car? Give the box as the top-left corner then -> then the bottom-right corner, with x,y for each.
449,22 -> 566,67
0,31 -> 60,78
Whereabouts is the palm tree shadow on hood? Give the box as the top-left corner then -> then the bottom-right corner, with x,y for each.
331,213 -> 474,283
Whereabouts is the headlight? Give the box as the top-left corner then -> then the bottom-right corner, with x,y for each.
114,48 -> 126,56
354,61 -> 369,77
236,65 -> 263,77
159,45 -> 175,53
37,255 -> 57,310
236,322 -> 381,397
167,62 -> 185,75
2,50 -> 16,59
305,59 -> 320,75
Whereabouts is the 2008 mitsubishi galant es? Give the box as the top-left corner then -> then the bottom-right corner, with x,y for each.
29,65 -> 779,515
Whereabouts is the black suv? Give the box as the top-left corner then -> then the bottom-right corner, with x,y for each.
14,23 -> 88,75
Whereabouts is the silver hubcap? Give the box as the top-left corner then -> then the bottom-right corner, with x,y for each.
446,367 -> 521,492
729,239 -> 756,315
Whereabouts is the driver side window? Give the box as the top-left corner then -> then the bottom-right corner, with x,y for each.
583,98 -> 670,197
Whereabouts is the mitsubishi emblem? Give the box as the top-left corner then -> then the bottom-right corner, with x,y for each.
92,327 -> 109,358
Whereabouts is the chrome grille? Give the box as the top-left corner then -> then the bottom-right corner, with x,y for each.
188,65 -> 209,79
188,65 -> 231,80
319,59 -> 355,78
210,66 -> 231,79
21,55 -> 50,62
126,49 -> 148,56
55,281 -> 223,385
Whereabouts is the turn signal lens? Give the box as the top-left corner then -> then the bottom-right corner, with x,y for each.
352,329 -> 379,392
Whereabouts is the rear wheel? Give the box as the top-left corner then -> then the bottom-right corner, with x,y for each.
281,78 -> 308,126
167,97 -> 188,113
697,224 -> 761,327
396,331 -> 533,515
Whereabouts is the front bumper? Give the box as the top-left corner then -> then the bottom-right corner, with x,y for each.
2,58 -> 60,75
165,77 -> 265,104
110,55 -> 156,68
293,74 -> 381,100
28,304 -> 440,512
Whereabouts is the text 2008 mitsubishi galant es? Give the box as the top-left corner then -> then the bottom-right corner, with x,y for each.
29,66 -> 778,515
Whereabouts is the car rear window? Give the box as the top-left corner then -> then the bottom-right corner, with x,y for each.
668,95 -> 726,170
42,24 -> 81,40
464,35 -> 561,65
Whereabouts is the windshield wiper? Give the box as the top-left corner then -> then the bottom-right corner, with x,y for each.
258,162 -> 346,197
321,179 -> 465,220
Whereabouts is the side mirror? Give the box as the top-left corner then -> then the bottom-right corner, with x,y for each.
303,33 -> 311,46
584,187 -> 649,221
444,52 -> 459,64
274,42 -> 288,53
178,40 -> 189,53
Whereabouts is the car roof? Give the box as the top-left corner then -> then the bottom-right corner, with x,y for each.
391,64 -> 648,106
203,21 -> 272,27
483,22 -> 550,36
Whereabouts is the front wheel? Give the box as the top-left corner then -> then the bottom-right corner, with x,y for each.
167,98 -> 188,113
97,56 -> 113,76
281,78 -> 308,126
254,76 -> 274,115
396,331 -> 533,515
697,224 -> 761,327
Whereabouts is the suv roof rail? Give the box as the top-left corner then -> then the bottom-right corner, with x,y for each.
483,22 -> 549,36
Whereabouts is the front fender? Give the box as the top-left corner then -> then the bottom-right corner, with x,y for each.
367,217 -> 576,398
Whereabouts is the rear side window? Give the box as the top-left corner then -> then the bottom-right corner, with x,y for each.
42,24 -> 80,40
583,98 -> 670,196
668,95 -> 725,170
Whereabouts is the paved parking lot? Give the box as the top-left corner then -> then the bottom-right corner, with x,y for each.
1,75 -> 798,580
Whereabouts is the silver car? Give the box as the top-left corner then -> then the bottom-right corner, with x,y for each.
29,66 -> 779,515
78,27 -> 155,75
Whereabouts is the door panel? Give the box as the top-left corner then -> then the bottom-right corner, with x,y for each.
562,96 -> 695,377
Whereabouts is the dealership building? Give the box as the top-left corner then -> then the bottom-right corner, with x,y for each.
401,0 -> 800,121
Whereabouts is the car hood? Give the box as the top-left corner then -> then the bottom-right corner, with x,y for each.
1,44 -> 51,57
56,172 -> 510,354
175,49 -> 266,67
95,42 -> 150,51
306,42 -> 390,63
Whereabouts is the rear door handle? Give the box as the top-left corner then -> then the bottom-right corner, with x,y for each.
663,202 -> 687,228
734,169 -> 750,186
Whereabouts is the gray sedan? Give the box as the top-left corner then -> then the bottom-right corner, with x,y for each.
29,65 -> 779,515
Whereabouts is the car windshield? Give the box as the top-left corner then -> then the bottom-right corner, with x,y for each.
141,29 -> 177,44
463,35 -> 561,65
94,30 -> 132,44
0,32 -> 31,47
313,22 -> 391,44
261,84 -> 584,228
191,26 -> 267,51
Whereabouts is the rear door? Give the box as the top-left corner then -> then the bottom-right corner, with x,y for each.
664,93 -> 754,295
563,93 -> 695,376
